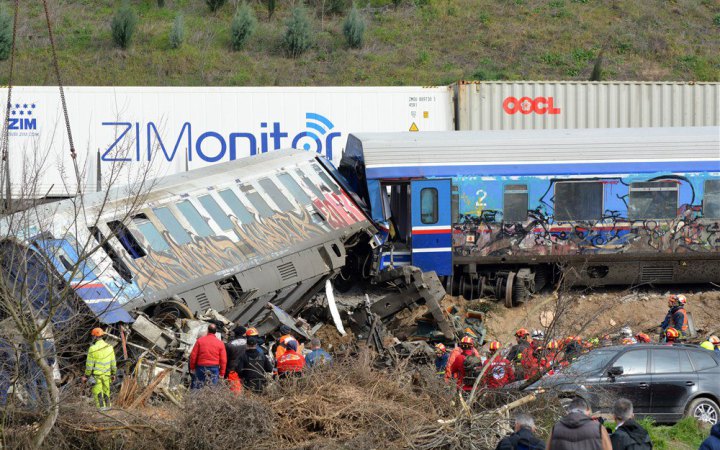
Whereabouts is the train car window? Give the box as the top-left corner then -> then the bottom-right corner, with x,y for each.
89,226 -> 133,281
278,173 -> 311,204
554,182 -> 603,221
153,207 -> 192,245
199,195 -> 234,231
313,163 -> 341,194
420,188 -> 438,224
258,178 -> 293,212
132,214 -> 171,253
628,182 -> 678,220
297,169 -> 324,199
177,201 -> 214,237
704,180 -> 720,219
107,220 -> 147,259
503,185 -> 528,222
218,190 -> 254,224
241,185 -> 275,219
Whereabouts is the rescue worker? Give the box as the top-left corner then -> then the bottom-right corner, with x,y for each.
82,328 -> 116,410
449,336 -> 482,392
709,335 -> 720,354
660,294 -> 689,339
237,336 -> 273,393
634,332 -> 651,344
245,327 -> 266,356
275,325 -> 303,362
189,323 -> 227,388
664,327 -> 680,345
276,340 -> 305,378
600,334 -> 613,347
508,328 -> 531,363
619,326 -> 636,345
520,334 -> 542,381
306,338 -> 332,368
445,335 -> 480,381
483,341 -> 514,389
225,326 -> 247,379
434,343 -> 449,375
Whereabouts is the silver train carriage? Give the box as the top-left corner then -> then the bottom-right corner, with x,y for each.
0,150 -> 376,331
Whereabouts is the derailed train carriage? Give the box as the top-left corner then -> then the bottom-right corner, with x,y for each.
339,126 -> 720,306
0,150 -> 377,333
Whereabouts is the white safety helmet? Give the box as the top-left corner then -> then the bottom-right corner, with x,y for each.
531,329 -> 545,341
620,326 -> 633,338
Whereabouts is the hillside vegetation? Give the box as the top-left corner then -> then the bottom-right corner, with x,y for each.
1,0 -> 718,86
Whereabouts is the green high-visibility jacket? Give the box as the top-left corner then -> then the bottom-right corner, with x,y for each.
85,339 -> 116,377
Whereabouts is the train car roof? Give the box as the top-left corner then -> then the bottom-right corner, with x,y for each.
345,127 -> 720,178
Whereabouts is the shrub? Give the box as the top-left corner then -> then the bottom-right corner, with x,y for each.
206,0 -> 227,12
157,0 -> 165,7
169,14 -> 184,49
0,5 -> 12,61
111,2 -> 138,49
283,5 -> 312,58
342,5 -> 365,49
267,0 -> 276,19
714,14 -> 720,27
231,3 -> 257,51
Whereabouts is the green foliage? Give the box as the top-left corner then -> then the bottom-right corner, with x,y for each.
471,58 -> 508,80
283,5 -> 313,58
206,0 -> 227,13
318,0 -> 348,15
157,0 -> 165,7
714,14 -> 720,26
169,14 -> 184,49
342,5 -> 366,49
637,417 -> 709,450
0,5 -> 12,62
267,0 -> 276,19
392,0 -> 402,7
231,3 -> 257,51
111,2 -> 138,49
478,11 -> 490,24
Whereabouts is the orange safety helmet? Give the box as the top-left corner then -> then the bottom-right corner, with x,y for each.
666,327 -> 680,340
434,343 -> 447,353
635,333 -> 651,343
546,340 -> 559,350
668,294 -> 687,308
245,327 -> 259,337
488,341 -> 501,352
460,336 -> 475,348
91,327 -> 105,337
515,328 -> 530,338
708,335 -> 720,346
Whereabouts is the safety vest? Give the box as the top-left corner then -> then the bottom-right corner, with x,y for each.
85,339 -> 116,377
277,350 -> 305,374
674,308 -> 689,333
275,334 -> 302,361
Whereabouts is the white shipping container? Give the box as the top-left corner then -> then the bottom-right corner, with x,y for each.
455,81 -> 720,131
0,86 -> 454,198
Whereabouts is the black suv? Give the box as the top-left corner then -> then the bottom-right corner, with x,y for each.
527,344 -> 720,424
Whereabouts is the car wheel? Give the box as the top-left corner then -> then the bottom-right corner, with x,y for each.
687,397 -> 720,425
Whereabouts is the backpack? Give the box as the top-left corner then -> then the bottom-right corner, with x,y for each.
462,354 -> 483,386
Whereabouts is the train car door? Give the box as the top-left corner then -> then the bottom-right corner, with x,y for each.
410,179 -> 452,276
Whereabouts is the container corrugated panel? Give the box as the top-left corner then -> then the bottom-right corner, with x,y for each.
0,86 -> 454,197
455,81 -> 720,131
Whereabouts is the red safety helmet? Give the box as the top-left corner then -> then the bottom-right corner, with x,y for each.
515,328 -> 530,338
91,328 -> 105,337
635,333 -> 651,343
245,327 -> 259,337
434,343 -> 447,353
488,341 -> 501,352
668,294 -> 687,308
666,328 -> 680,340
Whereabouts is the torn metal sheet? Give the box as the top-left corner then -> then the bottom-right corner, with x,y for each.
131,314 -> 177,352
325,279 -> 347,336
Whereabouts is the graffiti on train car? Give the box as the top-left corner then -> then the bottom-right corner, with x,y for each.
452,174 -> 720,257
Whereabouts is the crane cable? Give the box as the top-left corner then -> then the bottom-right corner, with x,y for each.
41,0 -> 82,195
0,0 -> 20,213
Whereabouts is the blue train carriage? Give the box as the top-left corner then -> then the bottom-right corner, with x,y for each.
339,127 -> 720,306
1,150 -> 376,334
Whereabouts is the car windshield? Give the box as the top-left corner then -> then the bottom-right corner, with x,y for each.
562,350 -> 618,376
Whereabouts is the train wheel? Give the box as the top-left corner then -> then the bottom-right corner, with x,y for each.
504,272 -> 516,308
153,301 -> 194,325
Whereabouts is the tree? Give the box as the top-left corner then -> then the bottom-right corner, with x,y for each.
0,5 -> 12,61
231,4 -> 257,51
206,0 -> 227,12
111,2 -> 138,49
342,4 -> 365,49
283,5 -> 313,58
170,14 -> 185,49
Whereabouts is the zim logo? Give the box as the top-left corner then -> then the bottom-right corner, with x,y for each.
8,102 -> 38,130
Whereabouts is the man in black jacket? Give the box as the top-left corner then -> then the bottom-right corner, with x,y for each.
237,337 -> 273,393
610,398 -> 652,450
224,326 -> 247,378
496,413 -> 546,450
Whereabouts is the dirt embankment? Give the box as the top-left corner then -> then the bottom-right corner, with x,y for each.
483,287 -> 720,344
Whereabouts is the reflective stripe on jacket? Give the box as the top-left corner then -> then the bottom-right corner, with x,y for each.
85,339 -> 116,376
